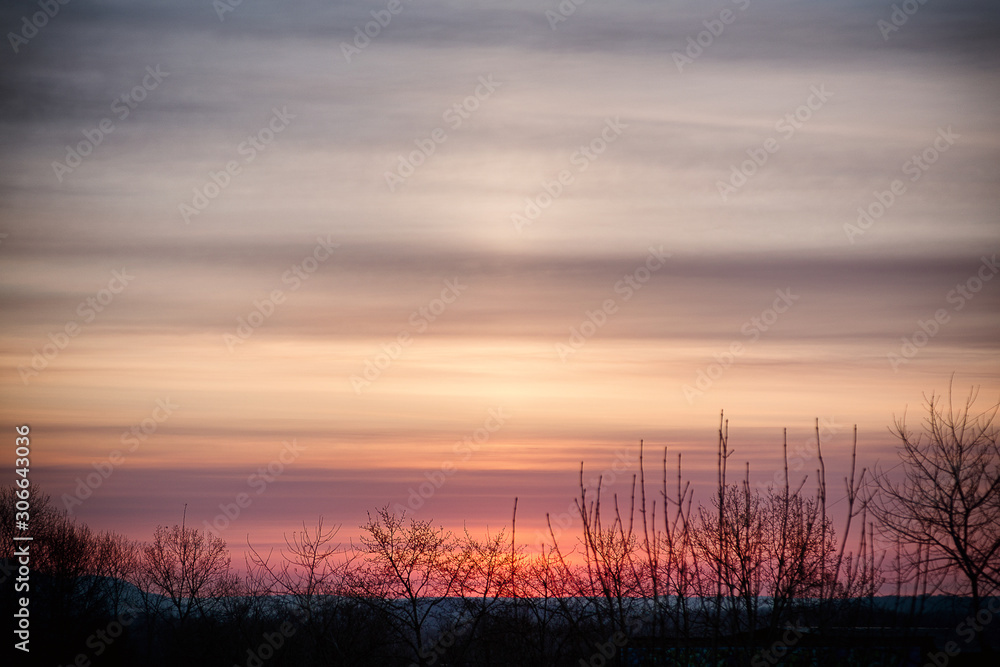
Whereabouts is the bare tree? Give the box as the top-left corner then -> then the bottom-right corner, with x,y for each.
139,511 -> 231,628
0,484 -> 62,564
92,530 -> 142,617
695,471 -> 768,638
869,384 -> 1000,624
246,517 -> 359,662
517,547 -> 580,665
352,504 -> 466,665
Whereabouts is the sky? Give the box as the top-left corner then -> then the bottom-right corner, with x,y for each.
1,0 -> 998,563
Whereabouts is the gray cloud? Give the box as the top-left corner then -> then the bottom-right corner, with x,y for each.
2,0 -> 998,543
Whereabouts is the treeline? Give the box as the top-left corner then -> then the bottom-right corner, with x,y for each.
3,391 -> 999,666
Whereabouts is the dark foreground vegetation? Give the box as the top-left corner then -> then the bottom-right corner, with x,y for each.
3,387 -> 999,666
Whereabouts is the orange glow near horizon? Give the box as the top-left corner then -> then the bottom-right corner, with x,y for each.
2,3 -> 998,595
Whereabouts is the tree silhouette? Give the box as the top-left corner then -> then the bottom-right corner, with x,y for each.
246,517 -> 362,663
139,514 -> 231,629
869,384 -> 1000,640
9,395 -> 995,664
352,504 -> 466,665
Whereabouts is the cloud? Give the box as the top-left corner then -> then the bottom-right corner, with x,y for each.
2,0 -> 998,548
